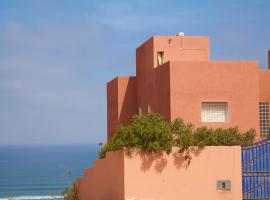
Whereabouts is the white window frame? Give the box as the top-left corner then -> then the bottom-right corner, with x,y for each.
201,102 -> 228,123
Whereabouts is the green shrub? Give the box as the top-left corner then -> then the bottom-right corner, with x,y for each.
99,113 -> 255,159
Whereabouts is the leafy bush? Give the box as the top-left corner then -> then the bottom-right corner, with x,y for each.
99,113 -> 255,159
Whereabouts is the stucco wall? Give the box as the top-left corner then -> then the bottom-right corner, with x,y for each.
153,62 -> 171,121
152,36 -> 210,67
135,36 -> 210,119
169,60 -> 260,133
107,77 -> 137,139
136,37 -> 154,116
107,35 -> 269,140
259,70 -> 270,102
77,146 -> 242,200
77,150 -> 124,200
107,78 -> 118,139
117,77 -> 137,129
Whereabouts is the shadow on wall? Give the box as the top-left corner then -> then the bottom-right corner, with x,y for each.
118,77 -> 137,130
125,147 -> 203,173
172,147 -> 203,170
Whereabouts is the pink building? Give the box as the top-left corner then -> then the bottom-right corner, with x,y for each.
107,33 -> 270,140
77,34 -> 270,200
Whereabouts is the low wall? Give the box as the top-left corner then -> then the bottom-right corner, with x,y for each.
77,150 -> 124,200
77,146 -> 242,200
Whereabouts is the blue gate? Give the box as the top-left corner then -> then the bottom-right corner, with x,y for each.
242,140 -> 270,199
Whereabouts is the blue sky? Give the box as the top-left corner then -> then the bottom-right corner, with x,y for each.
0,0 -> 270,145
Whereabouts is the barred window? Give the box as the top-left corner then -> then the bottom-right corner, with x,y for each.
201,102 -> 228,122
259,102 -> 269,136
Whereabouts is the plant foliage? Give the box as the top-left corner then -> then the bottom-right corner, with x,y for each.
99,113 -> 255,159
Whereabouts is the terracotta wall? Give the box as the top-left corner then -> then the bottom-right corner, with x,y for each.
107,78 -> 118,139
135,36 -> 210,119
77,146 -> 242,200
259,70 -> 270,102
107,35 -> 270,140
77,151 -> 124,200
152,36 -> 210,67
136,37 -> 154,115
118,77 -> 137,127
153,62 -> 171,121
107,77 -> 137,139
169,60 -> 260,133
124,147 -> 242,200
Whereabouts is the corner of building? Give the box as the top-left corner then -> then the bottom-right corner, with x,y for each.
107,76 -> 138,140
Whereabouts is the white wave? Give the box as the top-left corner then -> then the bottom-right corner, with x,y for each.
0,195 -> 63,200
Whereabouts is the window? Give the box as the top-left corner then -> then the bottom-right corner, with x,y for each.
201,102 -> 228,122
259,102 -> 269,136
157,51 -> 164,66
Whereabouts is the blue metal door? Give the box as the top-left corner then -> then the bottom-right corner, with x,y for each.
242,140 -> 270,199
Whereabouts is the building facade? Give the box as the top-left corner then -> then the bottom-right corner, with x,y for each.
107,34 -> 270,140
77,147 -> 242,200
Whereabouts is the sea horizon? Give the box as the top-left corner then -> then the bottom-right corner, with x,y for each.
0,144 -> 99,199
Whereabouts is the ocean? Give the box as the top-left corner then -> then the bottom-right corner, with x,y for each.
0,144 -> 99,200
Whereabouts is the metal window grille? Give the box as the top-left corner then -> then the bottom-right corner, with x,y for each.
201,102 -> 228,122
259,102 -> 270,136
